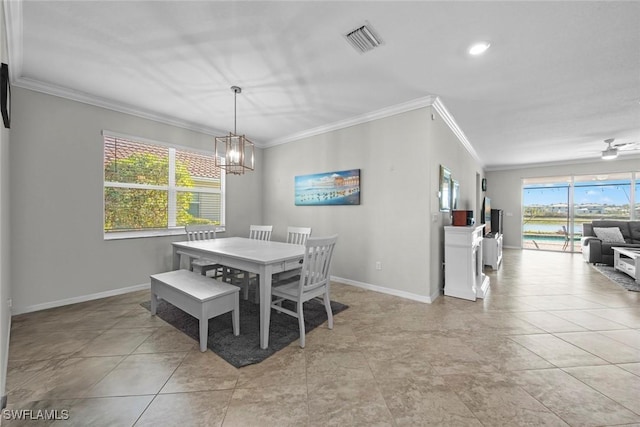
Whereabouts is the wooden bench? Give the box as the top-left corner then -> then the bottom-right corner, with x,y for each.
150,269 -> 240,352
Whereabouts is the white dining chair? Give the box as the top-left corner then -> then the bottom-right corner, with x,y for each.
270,234 -> 338,348
273,226 -> 312,285
232,225 -> 274,300
183,224 -> 224,279
249,225 -> 273,241
286,226 -> 312,245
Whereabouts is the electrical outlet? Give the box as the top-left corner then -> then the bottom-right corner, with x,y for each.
7,298 -> 12,308
432,213 -> 439,222
375,261 -> 382,270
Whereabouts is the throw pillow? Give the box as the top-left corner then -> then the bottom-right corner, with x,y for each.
593,227 -> 626,244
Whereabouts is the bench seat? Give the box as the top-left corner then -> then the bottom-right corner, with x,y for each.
150,269 -> 240,352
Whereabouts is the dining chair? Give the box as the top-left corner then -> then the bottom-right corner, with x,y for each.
270,234 -> 338,348
182,224 -> 224,279
286,226 -> 312,245
273,226 -> 312,285
249,225 -> 273,241
232,225 -> 274,300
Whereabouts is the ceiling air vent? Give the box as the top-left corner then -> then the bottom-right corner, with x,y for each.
344,23 -> 383,53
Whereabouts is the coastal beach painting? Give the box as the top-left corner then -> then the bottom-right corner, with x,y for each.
295,169 -> 360,206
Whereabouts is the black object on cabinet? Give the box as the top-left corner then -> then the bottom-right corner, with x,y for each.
491,209 -> 503,235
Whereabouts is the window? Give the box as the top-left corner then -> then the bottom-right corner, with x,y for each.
522,176 -> 571,252
574,173 -> 632,222
635,173 -> 640,220
103,132 -> 224,238
522,172 -> 638,252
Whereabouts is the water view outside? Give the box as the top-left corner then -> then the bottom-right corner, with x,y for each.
523,173 -> 637,252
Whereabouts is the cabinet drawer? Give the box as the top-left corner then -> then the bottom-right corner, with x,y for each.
623,263 -> 635,273
617,260 -> 635,273
284,258 -> 304,271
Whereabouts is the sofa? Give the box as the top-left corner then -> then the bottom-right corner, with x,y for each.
581,220 -> 640,265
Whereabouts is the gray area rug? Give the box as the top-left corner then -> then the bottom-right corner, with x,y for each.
592,264 -> 640,292
141,290 -> 348,368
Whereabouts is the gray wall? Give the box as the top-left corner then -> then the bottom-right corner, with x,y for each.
427,110 -> 485,295
486,158 -> 640,248
263,106 -> 484,300
8,87 -> 484,313
0,3 -> 9,405
9,88 -> 263,313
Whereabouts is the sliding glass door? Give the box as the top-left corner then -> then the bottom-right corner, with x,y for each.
635,175 -> 640,218
522,172 -> 636,252
523,177 -> 571,251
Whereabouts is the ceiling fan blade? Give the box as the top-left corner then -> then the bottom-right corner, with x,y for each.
614,141 -> 640,150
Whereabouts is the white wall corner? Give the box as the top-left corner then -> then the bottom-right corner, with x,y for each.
0,0 -> 13,410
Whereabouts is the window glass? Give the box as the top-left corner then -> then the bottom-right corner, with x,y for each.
105,188 -> 168,231
574,173 -> 632,222
522,177 -> 570,251
103,134 -> 224,236
635,173 -> 640,220
522,173 -> 636,252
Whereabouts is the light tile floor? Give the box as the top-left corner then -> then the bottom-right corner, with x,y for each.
4,249 -> 640,426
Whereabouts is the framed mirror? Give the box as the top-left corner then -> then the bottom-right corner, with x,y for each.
451,179 -> 460,210
439,165 -> 452,211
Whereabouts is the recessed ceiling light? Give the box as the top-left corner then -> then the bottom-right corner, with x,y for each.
469,42 -> 491,56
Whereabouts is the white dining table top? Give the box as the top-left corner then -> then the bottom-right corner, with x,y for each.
171,237 -> 305,264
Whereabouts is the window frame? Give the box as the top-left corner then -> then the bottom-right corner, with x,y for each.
102,130 -> 225,240
521,172 -> 638,252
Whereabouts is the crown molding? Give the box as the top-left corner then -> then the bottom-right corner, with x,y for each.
484,151 -> 640,172
13,76 -> 237,138
4,2 -> 478,159
4,0 -> 23,83
9,75 -> 483,164
431,97 -> 483,167
263,95 -> 438,147
2,0 -> 230,139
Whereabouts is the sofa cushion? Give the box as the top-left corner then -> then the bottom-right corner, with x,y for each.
630,221 -> 640,244
593,227 -> 625,243
591,220 -> 632,242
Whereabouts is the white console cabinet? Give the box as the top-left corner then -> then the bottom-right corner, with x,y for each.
444,225 -> 490,301
482,233 -> 503,270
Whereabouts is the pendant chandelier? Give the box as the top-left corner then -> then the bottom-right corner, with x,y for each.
214,86 -> 255,175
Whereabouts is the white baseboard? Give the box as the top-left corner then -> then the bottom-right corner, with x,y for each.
331,276 -> 438,304
14,277 -> 442,315
12,283 -> 151,315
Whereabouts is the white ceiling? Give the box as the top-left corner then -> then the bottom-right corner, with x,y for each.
6,1 -> 640,169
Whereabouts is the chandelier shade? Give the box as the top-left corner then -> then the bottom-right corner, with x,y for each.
214,132 -> 255,174
214,86 -> 255,175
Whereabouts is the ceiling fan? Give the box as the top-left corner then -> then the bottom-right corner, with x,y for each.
601,138 -> 640,160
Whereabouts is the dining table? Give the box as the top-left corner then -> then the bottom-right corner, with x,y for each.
171,237 -> 306,349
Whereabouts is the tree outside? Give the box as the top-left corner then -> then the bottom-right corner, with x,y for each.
104,152 -> 206,231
